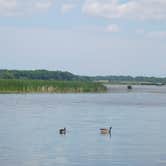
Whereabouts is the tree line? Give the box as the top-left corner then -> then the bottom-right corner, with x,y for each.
0,69 -> 166,84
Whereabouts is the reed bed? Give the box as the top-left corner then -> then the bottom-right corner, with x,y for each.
0,79 -> 107,93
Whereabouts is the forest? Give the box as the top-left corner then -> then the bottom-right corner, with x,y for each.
0,70 -> 165,85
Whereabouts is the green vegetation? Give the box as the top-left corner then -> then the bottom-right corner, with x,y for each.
0,70 -> 166,85
0,70 -> 90,81
0,79 -> 107,93
0,69 -> 165,94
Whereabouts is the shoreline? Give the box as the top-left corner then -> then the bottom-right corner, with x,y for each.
1,84 -> 166,94
105,84 -> 166,93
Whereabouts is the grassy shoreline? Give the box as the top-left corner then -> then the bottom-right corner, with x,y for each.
0,79 -> 107,93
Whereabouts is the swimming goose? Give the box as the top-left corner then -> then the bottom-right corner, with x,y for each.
100,127 -> 112,134
59,128 -> 66,134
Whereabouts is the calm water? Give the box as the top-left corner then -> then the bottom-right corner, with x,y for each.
0,86 -> 166,166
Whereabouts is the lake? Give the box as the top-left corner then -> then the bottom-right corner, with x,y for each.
0,86 -> 165,166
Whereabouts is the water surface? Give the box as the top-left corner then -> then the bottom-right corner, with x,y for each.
0,86 -> 165,166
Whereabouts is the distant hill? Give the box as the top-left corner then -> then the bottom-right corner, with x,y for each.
0,70 -> 82,81
0,69 -> 166,85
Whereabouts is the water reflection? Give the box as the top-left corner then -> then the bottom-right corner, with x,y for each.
0,91 -> 165,166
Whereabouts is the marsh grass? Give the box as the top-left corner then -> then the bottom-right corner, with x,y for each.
0,79 -> 107,93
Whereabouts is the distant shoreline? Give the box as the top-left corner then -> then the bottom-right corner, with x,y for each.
0,69 -> 166,85
105,84 -> 166,94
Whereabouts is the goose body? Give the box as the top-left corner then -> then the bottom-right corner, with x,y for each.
59,128 -> 66,134
100,127 -> 112,134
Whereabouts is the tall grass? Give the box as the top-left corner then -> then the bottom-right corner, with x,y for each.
0,79 -> 107,93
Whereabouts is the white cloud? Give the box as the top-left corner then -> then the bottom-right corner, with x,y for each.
35,0 -> 53,11
83,0 -> 166,20
0,0 -> 54,16
147,31 -> 166,39
61,3 -> 76,14
0,0 -> 17,16
106,24 -> 120,33
0,0 -> 17,9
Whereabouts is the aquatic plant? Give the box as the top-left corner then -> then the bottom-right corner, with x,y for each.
0,79 -> 107,93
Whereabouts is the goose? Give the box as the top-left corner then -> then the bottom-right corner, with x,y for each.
59,128 -> 66,134
100,127 -> 112,134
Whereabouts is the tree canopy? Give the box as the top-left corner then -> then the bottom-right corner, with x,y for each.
0,69 -> 165,85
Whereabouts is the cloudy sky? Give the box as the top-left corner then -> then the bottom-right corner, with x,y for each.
0,0 -> 166,76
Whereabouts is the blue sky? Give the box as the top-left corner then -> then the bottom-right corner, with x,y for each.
0,0 -> 166,76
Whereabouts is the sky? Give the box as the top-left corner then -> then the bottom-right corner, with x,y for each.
0,0 -> 166,76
